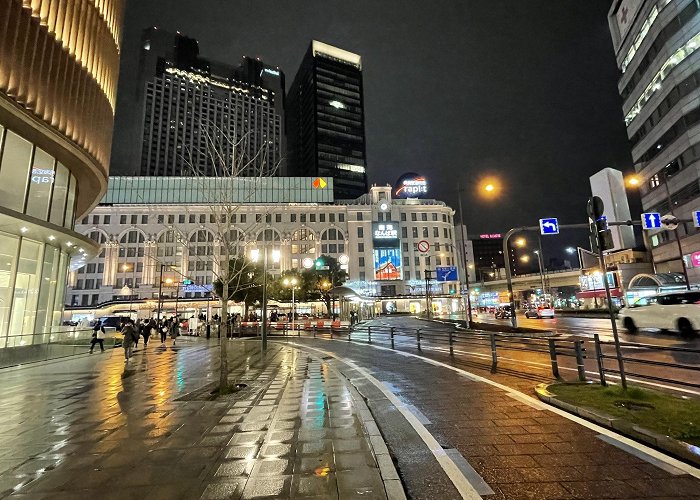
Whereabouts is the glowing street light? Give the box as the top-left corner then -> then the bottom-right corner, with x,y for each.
565,247 -> 576,254
515,237 -> 526,247
625,174 -> 642,188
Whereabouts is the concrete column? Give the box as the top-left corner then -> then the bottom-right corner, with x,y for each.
103,241 -> 119,286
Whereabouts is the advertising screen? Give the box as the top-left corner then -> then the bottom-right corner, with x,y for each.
372,222 -> 400,248
374,248 -> 402,280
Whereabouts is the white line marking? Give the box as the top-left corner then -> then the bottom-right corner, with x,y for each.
596,435 -> 686,476
288,342 -> 482,499
288,338 -> 700,480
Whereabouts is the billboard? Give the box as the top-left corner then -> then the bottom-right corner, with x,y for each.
394,173 -> 427,198
372,222 -> 400,248
436,266 -> 458,282
374,248 -> 402,280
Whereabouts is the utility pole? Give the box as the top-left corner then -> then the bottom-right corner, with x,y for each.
662,173 -> 691,289
456,185 -> 474,327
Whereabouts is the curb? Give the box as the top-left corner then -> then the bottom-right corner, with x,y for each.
418,317 -> 559,338
535,383 -> 700,468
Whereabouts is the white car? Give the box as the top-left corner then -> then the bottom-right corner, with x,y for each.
524,306 -> 555,319
618,291 -> 700,336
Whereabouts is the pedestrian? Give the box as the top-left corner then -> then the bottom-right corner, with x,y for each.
170,317 -> 179,345
122,319 -> 138,361
133,319 -> 140,348
140,320 -> 151,348
90,321 -> 106,353
160,319 -> 168,344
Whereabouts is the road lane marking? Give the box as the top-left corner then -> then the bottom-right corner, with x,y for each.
444,448 -> 495,496
289,338 -> 700,480
596,435 -> 686,475
288,342 -> 483,499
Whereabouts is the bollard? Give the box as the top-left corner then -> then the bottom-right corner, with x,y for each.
297,322 -> 300,337
368,326 -> 372,343
449,329 -> 454,355
313,326 -> 317,338
348,326 -> 352,342
206,323 -> 211,339
390,327 -> 395,349
574,340 -> 586,381
330,326 -> 333,339
417,329 -> 421,350
490,333 -> 497,370
594,334 -> 607,386
547,339 -> 561,379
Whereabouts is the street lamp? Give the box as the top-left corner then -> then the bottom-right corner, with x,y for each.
626,173 -> 690,289
283,277 -> 299,332
250,246 -> 281,350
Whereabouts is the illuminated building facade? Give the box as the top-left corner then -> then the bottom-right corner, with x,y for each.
0,0 -> 124,346
608,0 -> 700,281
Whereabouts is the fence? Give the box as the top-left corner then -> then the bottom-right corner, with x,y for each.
0,328 -> 118,369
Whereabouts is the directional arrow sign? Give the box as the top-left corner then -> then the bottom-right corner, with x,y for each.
693,210 -> 700,228
539,218 -> 559,235
641,212 -> 661,230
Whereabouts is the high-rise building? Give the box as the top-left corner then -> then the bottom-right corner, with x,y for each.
608,0 -> 700,281
287,41 -> 368,199
589,168 -> 636,250
126,28 -> 285,178
0,0 -> 124,346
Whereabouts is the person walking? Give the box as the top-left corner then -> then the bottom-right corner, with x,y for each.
160,319 -> 168,344
133,319 -> 140,348
170,317 -> 179,346
140,320 -> 151,348
121,319 -> 138,361
90,321 -> 105,353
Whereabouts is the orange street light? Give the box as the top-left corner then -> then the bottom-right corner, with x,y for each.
514,237 -> 526,247
478,176 -> 502,199
625,174 -> 642,188
520,255 -> 530,263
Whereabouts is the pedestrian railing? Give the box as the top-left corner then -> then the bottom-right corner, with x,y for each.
593,334 -> 700,389
0,328 -> 118,369
313,324 -> 589,382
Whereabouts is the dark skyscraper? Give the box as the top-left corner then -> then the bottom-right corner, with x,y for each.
287,41 -> 368,199
127,28 -> 285,177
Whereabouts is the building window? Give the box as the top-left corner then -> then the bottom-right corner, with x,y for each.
131,215 -> 138,224
310,214 -> 316,222
360,271 -> 366,281
189,214 -> 196,223
357,212 -> 363,221
433,227 -> 439,237
199,214 -> 206,223
168,215 -> 174,224
301,214 -> 306,223
412,227 -> 418,238
320,214 -> 326,223
444,228 -> 449,238
649,174 -> 660,189
120,215 -> 127,224
402,227 -> 408,238
330,214 -> 335,223
276,214 -> 282,223
415,256 -> 420,266
421,213 -> 427,221
179,215 -> 185,224
403,242 -> 408,252
403,256 -> 409,267
411,213 -> 417,221
359,257 -> 365,267
358,243 -> 364,252
432,213 -> 438,221
92,215 -> 99,224
358,227 -> 363,238
157,215 -> 164,224
141,215 -> 147,224
266,214 -> 272,223
401,213 -> 406,221
339,214 -> 345,222
423,227 -> 429,237
291,214 -> 297,222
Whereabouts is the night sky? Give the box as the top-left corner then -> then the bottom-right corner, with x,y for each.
111,1 -> 634,258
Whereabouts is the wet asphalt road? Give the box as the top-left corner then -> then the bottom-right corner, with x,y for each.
359,315 -> 700,397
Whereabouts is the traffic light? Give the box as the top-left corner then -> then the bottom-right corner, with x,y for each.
449,286 -> 456,295
315,258 -> 329,271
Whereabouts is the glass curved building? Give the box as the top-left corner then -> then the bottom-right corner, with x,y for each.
0,1 -> 124,346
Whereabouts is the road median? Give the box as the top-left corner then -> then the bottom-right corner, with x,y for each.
536,382 -> 700,467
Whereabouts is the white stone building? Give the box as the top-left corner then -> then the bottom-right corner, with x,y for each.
66,177 -> 462,318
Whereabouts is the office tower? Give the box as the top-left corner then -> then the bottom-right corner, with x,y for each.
0,0 -> 124,346
128,28 -> 285,177
608,1 -> 700,281
287,41 -> 368,199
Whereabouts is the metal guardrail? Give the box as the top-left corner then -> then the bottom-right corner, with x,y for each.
301,324 -> 588,382
593,333 -> 700,389
0,328 -> 119,369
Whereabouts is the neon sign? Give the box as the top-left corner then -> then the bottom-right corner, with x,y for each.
394,173 -> 427,198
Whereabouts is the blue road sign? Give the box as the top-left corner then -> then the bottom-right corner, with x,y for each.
539,218 -> 559,235
641,212 -> 662,230
436,266 -> 458,282
694,210 -> 700,228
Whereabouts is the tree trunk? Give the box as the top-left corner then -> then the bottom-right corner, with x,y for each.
219,295 -> 229,391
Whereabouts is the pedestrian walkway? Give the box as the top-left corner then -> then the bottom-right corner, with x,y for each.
0,339 -> 400,499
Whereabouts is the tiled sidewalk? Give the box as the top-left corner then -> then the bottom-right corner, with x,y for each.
0,339 -> 401,499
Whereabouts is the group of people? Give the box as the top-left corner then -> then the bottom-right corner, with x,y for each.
90,316 -> 184,361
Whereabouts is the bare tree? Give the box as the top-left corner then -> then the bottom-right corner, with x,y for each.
163,122 -> 281,392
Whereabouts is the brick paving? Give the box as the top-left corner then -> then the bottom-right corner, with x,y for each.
0,339 -> 400,499
286,337 -> 700,499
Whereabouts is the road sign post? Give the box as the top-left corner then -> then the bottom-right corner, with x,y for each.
587,196 -> 627,390
539,218 -> 559,235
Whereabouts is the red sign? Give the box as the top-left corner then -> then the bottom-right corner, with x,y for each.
479,233 -> 502,239
417,240 -> 430,253
692,251 -> 700,268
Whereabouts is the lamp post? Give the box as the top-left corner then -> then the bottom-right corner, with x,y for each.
251,246 -> 280,350
456,183 -> 473,327
284,277 -> 299,332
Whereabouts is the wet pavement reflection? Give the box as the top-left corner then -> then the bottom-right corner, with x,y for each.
0,339 -> 397,499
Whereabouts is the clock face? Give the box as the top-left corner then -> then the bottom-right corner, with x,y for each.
379,202 -> 388,211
